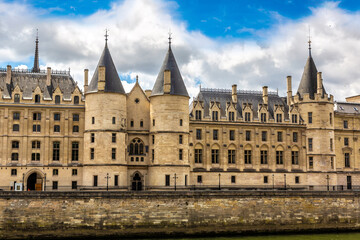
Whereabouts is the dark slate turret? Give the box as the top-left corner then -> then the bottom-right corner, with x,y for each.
151,39 -> 189,97
87,41 -> 125,94
297,41 -> 325,99
32,31 -> 40,73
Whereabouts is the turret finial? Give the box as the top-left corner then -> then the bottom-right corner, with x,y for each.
104,29 -> 109,44
308,26 -> 312,57
168,29 -> 172,48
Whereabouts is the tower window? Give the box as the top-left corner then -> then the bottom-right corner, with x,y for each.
308,112 -> 312,124
179,149 -> 183,160
153,119 -> 155,126
112,148 -> 116,160
91,133 -> 95,143
112,117 -> 116,124
308,138 -> 313,151
180,119 -> 183,126
345,153 -> 350,167
179,135 -> 183,144
92,117 -> 95,124
130,120 -> 134,127
165,175 -> 170,186
90,148 -> 94,160
140,120 -> 143,127
309,156 -> 313,169
112,133 -> 116,143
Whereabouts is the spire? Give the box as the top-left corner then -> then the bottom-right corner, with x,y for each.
168,30 -> 172,49
308,26 -> 312,57
87,33 -> 125,94
32,29 -> 40,73
104,29 -> 109,46
151,35 -> 189,97
296,37 -> 326,99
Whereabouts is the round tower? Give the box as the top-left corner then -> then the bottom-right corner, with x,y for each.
292,42 -> 335,187
83,39 -> 127,190
148,39 -> 190,190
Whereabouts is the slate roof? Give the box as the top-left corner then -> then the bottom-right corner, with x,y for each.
195,88 -> 289,120
297,51 -> 326,99
335,102 -> 360,114
151,45 -> 189,97
0,70 -> 77,100
87,43 -> 125,94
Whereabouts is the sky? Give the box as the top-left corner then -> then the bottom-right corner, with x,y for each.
1,0 -> 360,101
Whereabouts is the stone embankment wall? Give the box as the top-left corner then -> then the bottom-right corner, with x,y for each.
0,191 -> 359,239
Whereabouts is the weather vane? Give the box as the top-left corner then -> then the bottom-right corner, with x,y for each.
105,29 -> 109,43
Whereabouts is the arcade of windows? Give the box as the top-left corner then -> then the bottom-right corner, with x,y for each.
129,138 -> 145,162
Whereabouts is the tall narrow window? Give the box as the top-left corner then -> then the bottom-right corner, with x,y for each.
244,150 -> 252,164
330,138 -> 333,151
14,94 -> 20,103
90,148 -> 94,160
55,95 -> 60,104
292,114 -> 297,123
180,119 -> 183,126
345,153 -> 350,167
213,129 -> 218,140
140,120 -> 143,127
309,156 -> 313,169
91,133 -> 95,143
228,112 -> 235,121
277,132 -> 283,142
228,150 -> 235,164
165,175 -> 170,186
245,131 -> 251,141
195,110 -> 202,120
74,96 -> 79,105
114,175 -> 119,186
260,150 -> 268,164
35,94 -> 40,103
261,113 -> 266,122
211,149 -> 219,164
93,175 -> 98,187
196,129 -> 202,140
112,133 -> 116,143
308,138 -> 313,151
130,120 -> 134,127
179,149 -> 183,160
292,151 -> 299,165
329,113 -> 332,125
261,131 -> 267,141
112,117 -> 116,124
308,112 -> 313,124
112,148 -> 116,160
72,142 -> 79,161
293,132 -> 298,142
245,112 -> 251,122
344,137 -> 349,146
276,151 -> 283,164
179,135 -> 183,144
53,142 -> 60,161
212,111 -> 219,121
276,114 -> 282,123
92,117 -> 95,124
195,149 -> 202,163
229,130 -> 235,141
344,120 -> 348,129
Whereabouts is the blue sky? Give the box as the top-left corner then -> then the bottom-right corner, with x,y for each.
2,0 -> 360,100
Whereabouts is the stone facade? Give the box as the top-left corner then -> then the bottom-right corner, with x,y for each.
0,36 -> 359,191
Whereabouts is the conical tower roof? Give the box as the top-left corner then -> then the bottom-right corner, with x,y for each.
151,43 -> 189,97
87,42 -> 125,94
296,43 -> 325,98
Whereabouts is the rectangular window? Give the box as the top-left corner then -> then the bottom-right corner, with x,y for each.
330,138 -> 333,151
114,175 -> 119,186
91,133 -> 95,143
246,130 -> 251,141
276,151 -> 283,165
197,175 -> 202,183
345,153 -> 350,167
11,169 -> 17,176
331,157 -> 334,169
31,153 -> 40,161
344,137 -> 349,146
260,150 -> 268,164
152,149 -> 154,162
261,131 -> 267,141
308,112 -> 312,124
295,176 -> 300,184
52,181 -> 58,190
53,169 -> 58,176
231,176 -> 236,183
72,142 -> 79,161
329,113 -> 332,125
73,114 -> 79,121
277,132 -> 283,142
347,176 -> 352,190
213,129 -> 218,140
261,113 -> 266,122
196,129 -> 202,140
152,135 -> 155,144
11,153 -> 18,161
194,149 -> 202,163
53,142 -> 60,161
211,149 -> 219,163
72,169 -> 78,176
180,119 -> 183,126
73,125 -> 79,133
90,148 -> 94,160
13,124 -> 19,132
228,112 -> 234,121
244,150 -> 252,164
179,135 -> 183,144
130,120 -> 134,127
12,141 -> 19,149
140,120 -> 143,127
112,133 -> 116,143
112,117 -> 116,124
292,151 -> 299,165
93,175 -> 98,187
72,181 -> 77,190
54,113 -> 60,121
54,125 -> 60,132
344,120 -> 348,129
293,132 -> 298,142
245,112 -> 251,122
165,175 -> 170,186
308,138 -> 313,151
32,141 -> 41,149
92,117 -> 95,124
228,149 -> 235,164
264,176 -> 268,184
309,156 -> 313,169
153,119 -> 155,126
212,111 -> 218,121
195,110 -> 202,120
13,112 -> 20,120
292,114 -> 297,123
179,149 -> 183,160
32,124 -> 41,132
33,112 -> 41,121
276,114 -> 282,123
185,175 -> 188,186
229,130 -> 235,141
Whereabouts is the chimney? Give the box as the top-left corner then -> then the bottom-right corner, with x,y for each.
46,67 -> 51,86
98,66 -> 106,91
84,69 -> 89,93
6,65 -> 11,84
164,70 -> 171,94
262,86 -> 268,105
317,72 -> 323,95
287,76 -> 292,105
232,84 -> 237,103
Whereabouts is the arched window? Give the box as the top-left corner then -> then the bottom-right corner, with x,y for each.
74,96 -> 79,105
129,138 -> 145,155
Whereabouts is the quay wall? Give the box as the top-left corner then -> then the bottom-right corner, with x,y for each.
0,191 -> 359,239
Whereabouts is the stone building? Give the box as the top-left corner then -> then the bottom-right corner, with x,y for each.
0,35 -> 359,191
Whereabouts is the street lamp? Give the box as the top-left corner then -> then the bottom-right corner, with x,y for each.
272,174 -> 274,190
44,173 -> 47,191
326,175 -> 330,191
173,173 -> 178,191
22,173 -> 25,192
218,173 -> 221,190
284,174 -> 286,190
105,173 -> 111,191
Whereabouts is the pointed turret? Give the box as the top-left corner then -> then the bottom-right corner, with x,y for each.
87,40 -> 125,94
296,39 -> 325,99
151,38 -> 188,97
32,30 -> 40,73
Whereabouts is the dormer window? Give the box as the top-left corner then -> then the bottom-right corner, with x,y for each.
55,95 -> 60,104
261,113 -> 266,122
14,94 -> 20,103
35,94 -> 40,103
212,111 -> 218,121
195,110 -> 202,120
228,111 -> 235,121
276,113 -> 282,123
245,112 -> 251,122
292,114 -> 298,123
74,96 -> 79,105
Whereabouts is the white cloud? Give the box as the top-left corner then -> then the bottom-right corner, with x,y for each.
0,0 -> 360,102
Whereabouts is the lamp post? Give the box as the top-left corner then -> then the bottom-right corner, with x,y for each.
284,174 -> 286,190
173,173 -> 178,191
326,175 -> 330,191
272,174 -> 274,190
105,173 -> 111,191
22,173 -> 25,192
44,173 -> 47,191
218,173 -> 221,190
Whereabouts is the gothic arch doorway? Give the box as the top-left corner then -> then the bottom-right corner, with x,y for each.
131,172 -> 143,191
26,172 -> 43,191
